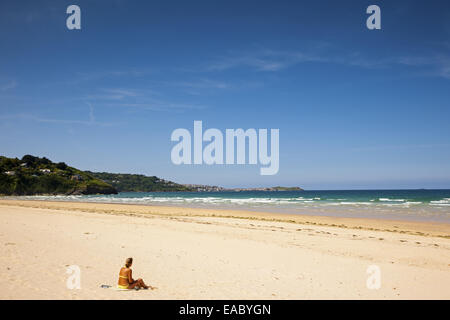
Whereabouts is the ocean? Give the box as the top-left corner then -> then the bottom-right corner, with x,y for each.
7,189 -> 450,223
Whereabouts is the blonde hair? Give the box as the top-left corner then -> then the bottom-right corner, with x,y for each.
125,257 -> 133,268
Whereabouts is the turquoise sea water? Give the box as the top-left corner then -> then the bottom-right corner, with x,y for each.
8,189 -> 450,222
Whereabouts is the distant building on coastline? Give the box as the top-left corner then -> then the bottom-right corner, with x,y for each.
181,184 -> 303,192
71,174 -> 83,181
183,184 -> 225,192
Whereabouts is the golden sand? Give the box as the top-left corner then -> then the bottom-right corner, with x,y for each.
0,199 -> 449,299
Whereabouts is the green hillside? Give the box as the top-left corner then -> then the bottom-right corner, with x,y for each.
0,155 -> 117,196
86,171 -> 193,192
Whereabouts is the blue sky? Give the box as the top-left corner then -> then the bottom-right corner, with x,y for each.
1,0 -> 450,189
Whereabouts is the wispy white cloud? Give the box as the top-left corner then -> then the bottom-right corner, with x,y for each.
430,56 -> 450,79
206,49 -> 326,72
437,57 -> 450,79
108,100 -> 206,112
86,102 -> 95,123
206,49 -> 396,72
0,104 -> 115,127
391,54 -> 450,79
167,78 -> 230,90
103,88 -> 140,97
84,87 -> 206,112
0,80 -> 17,91
154,78 -> 233,96
64,69 -> 152,86
84,88 -> 145,101
350,143 -> 450,152
203,47 -> 450,80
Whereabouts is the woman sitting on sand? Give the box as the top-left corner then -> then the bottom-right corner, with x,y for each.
118,257 -> 153,290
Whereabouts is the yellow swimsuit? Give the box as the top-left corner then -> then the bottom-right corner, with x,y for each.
117,268 -> 130,289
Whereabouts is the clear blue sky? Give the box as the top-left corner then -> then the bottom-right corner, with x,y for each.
1,0 -> 450,189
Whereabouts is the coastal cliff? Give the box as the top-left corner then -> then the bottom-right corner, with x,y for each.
87,171 -> 193,192
0,155 -> 117,196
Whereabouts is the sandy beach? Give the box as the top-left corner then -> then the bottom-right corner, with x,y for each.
0,199 -> 449,299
